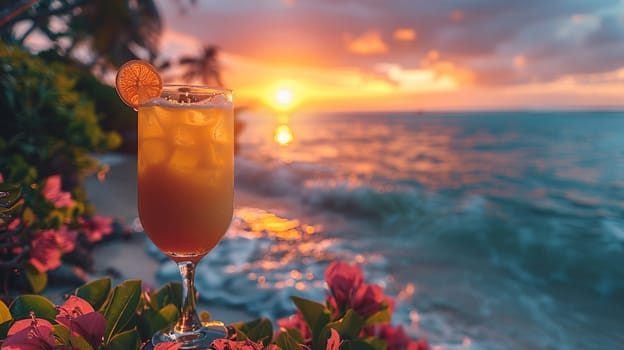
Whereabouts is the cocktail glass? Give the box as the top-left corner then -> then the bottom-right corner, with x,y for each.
137,85 -> 234,348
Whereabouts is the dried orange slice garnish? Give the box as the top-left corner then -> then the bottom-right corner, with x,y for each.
115,60 -> 162,109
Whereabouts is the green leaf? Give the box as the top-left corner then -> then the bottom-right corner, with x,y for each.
150,282 -> 181,310
275,329 -> 304,350
337,310 -> 365,339
53,324 -> 71,346
10,295 -> 57,322
137,303 -> 178,340
231,318 -> 273,345
21,206 -> 34,226
53,324 -> 94,350
102,279 -> 142,344
361,336 -> 387,350
317,310 -> 364,350
0,300 -> 11,323
0,320 -> 11,339
75,277 -> 112,311
108,329 -> 141,350
25,263 -> 48,293
364,308 -> 391,326
290,295 -> 331,348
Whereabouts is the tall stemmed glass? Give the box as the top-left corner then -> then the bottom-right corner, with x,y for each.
137,85 -> 234,348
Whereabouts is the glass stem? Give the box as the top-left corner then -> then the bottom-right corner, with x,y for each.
175,261 -> 203,333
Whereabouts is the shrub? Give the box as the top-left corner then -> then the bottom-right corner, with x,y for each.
0,43 -> 121,296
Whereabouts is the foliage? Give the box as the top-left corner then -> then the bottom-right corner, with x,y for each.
0,0 -> 162,69
0,43 -> 121,296
0,42 -> 120,184
0,262 -> 430,350
37,48 -> 139,152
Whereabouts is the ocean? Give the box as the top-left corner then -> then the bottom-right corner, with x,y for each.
153,110 -> 624,350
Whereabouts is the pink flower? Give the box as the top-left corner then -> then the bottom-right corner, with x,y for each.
30,231 -> 62,273
7,218 -> 20,230
408,339 -> 430,350
277,312 -> 311,340
42,175 -> 75,208
324,261 -> 364,309
29,227 -> 77,272
210,339 -> 264,350
55,295 -> 106,348
326,328 -> 342,350
2,317 -> 56,350
349,283 -> 385,318
79,215 -> 113,242
56,226 -> 78,253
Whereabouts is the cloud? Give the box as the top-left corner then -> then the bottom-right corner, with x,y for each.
344,30 -> 389,55
156,0 -> 624,91
375,63 -> 457,92
393,28 -> 417,42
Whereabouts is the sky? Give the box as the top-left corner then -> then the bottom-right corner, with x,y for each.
157,0 -> 624,112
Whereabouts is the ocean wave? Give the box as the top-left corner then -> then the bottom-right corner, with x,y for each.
234,155 -> 624,301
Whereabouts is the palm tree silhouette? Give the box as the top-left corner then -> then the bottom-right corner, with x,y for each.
178,46 -> 223,87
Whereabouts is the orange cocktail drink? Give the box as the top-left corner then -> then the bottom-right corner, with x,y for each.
137,88 -> 234,263
116,61 -> 234,347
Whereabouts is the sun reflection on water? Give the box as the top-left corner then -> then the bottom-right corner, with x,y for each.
187,206 -> 417,321
274,124 -> 294,146
221,207 -> 373,299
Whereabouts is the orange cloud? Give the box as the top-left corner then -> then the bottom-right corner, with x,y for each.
393,28 -> 417,42
376,63 -> 457,92
157,28 -> 624,112
426,50 -> 440,61
513,55 -> 527,68
419,57 -> 474,86
344,30 -> 388,55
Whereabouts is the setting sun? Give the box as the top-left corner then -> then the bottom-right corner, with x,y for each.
264,81 -> 304,111
275,88 -> 294,107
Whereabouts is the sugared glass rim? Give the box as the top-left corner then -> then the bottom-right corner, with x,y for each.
139,84 -> 233,107
161,84 -> 232,95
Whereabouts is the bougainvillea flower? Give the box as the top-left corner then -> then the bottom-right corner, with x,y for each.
79,215 -> 113,243
42,175 -> 75,208
56,295 -> 106,348
2,317 -> 56,350
7,218 -> 20,230
324,261 -> 364,308
57,296 -> 95,318
326,328 -> 342,350
210,338 -> 265,350
349,283 -> 385,318
30,230 -> 63,273
408,338 -> 430,350
29,227 -> 77,272
277,311 -> 311,340
56,226 -> 78,253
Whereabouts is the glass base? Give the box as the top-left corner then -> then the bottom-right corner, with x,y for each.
152,322 -> 228,349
